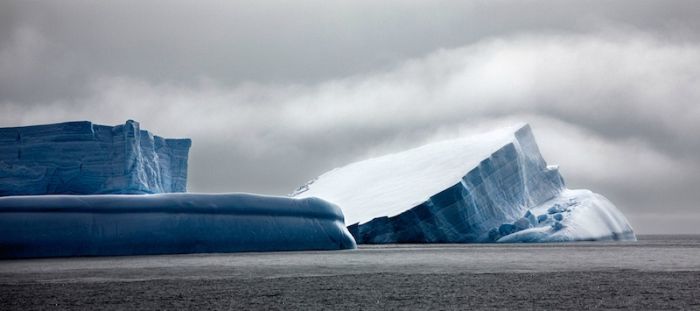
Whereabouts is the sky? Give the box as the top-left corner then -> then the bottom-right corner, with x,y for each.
1,0 -> 699,234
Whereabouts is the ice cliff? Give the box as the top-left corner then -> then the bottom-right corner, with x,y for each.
0,193 -> 356,258
0,120 -> 191,195
293,124 -> 636,243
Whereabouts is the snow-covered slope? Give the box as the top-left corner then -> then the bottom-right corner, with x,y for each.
293,124 -> 635,243
0,120 -> 190,196
0,193 -> 356,258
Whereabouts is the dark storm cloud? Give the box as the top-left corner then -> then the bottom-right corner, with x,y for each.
1,0 -> 700,233
3,0 -> 700,102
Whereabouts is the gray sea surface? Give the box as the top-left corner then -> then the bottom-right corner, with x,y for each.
2,235 -> 700,310
1,234 -> 698,283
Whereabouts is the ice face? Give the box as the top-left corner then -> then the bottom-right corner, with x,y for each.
0,193 -> 356,258
0,120 -> 191,196
294,124 -> 636,243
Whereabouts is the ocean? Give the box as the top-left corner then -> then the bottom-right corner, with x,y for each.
2,235 -> 699,310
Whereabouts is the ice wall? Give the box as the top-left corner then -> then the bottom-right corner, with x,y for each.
294,124 -> 635,243
0,193 -> 356,258
0,120 -> 191,195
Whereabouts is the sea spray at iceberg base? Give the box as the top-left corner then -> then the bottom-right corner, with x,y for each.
494,189 -> 635,242
293,124 -> 636,243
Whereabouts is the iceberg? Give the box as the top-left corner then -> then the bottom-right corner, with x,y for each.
0,193 -> 356,259
293,124 -> 636,243
0,120 -> 191,196
0,120 -> 355,258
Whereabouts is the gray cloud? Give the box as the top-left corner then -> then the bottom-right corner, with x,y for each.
3,0 -> 700,101
1,1 -> 699,234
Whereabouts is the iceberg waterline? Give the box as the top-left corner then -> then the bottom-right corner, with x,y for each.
294,124 -> 636,243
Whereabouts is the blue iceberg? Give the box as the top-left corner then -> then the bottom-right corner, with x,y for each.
294,124 -> 636,243
0,120 -> 191,196
0,120 -> 355,258
0,193 -> 356,259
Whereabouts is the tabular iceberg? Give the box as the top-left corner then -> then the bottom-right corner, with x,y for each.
0,193 -> 356,259
0,120 -> 191,196
0,120 -> 356,258
293,124 -> 636,243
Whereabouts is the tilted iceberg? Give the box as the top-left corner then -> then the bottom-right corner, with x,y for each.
293,124 -> 636,243
0,193 -> 356,259
0,120 -> 191,196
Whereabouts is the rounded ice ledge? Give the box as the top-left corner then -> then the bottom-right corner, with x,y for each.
0,193 -> 357,259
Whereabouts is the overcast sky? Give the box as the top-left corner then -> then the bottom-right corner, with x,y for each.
2,0 -> 699,234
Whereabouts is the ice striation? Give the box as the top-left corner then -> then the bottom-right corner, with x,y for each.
293,124 -> 636,243
0,120 -> 191,196
0,193 -> 356,258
